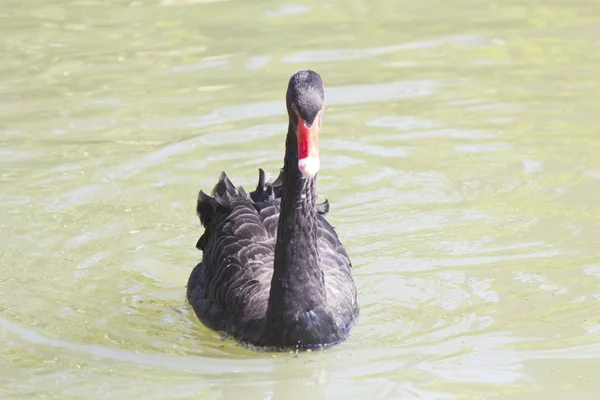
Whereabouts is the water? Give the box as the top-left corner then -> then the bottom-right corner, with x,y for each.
2,0 -> 600,398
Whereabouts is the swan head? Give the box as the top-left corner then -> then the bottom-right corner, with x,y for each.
286,70 -> 325,179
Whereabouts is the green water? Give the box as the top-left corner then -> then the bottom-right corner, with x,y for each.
2,0 -> 600,398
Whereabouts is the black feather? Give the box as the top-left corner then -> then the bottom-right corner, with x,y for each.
188,168 -> 357,348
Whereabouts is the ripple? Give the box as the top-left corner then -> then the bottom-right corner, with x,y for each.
367,115 -> 436,130
263,4 -> 309,17
0,196 -> 30,206
454,142 -> 513,153
44,184 -> 118,212
283,35 -> 485,63
172,60 -> 229,73
326,139 -> 408,158
0,316 -> 269,374
372,128 -> 496,140
583,265 -> 600,278
245,56 -> 270,70
68,118 -> 117,131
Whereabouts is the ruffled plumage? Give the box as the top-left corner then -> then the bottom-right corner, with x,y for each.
187,169 -> 357,347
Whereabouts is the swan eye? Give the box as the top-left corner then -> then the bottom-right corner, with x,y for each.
291,103 -> 302,124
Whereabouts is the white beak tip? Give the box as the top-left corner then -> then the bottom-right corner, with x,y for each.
298,157 -> 320,178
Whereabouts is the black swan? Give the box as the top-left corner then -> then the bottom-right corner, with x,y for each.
186,70 -> 358,350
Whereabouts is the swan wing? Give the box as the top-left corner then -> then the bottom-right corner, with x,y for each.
187,171 -> 277,342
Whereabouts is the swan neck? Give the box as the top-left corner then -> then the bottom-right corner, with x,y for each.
261,123 -> 330,346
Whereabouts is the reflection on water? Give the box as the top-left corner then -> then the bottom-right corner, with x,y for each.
2,0 -> 600,398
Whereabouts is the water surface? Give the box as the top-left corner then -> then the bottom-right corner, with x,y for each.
2,0 -> 600,398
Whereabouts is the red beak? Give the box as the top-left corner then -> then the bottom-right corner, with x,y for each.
295,108 -> 322,178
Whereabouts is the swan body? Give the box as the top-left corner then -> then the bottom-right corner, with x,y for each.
186,70 -> 358,350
